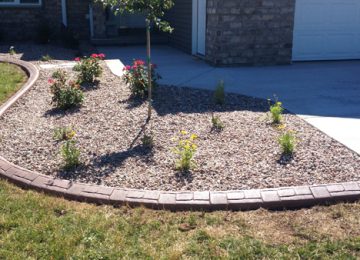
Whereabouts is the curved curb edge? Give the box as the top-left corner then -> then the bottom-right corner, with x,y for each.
0,58 -> 40,117
0,58 -> 359,211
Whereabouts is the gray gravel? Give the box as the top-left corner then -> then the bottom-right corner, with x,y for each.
0,54 -> 359,191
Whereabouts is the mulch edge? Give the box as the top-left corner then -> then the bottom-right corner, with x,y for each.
0,57 -> 359,211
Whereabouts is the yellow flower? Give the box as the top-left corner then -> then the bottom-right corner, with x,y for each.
180,130 -> 188,135
190,134 -> 198,140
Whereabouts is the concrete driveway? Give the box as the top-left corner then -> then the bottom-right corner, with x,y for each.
99,45 -> 360,154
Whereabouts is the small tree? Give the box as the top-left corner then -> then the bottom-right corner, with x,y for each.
96,0 -> 174,120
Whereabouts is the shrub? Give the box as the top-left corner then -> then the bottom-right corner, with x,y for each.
123,60 -> 161,98
49,70 -> 84,110
61,140 -> 80,169
211,114 -> 224,131
278,131 -> 296,155
141,133 -> 154,149
214,80 -> 225,105
172,130 -> 198,171
269,99 -> 284,124
9,46 -> 16,55
53,126 -> 76,141
41,54 -> 53,62
73,54 -> 105,84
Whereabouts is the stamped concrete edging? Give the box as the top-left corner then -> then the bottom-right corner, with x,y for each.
0,57 -> 39,117
0,58 -> 360,211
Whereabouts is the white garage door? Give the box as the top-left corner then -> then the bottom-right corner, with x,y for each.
293,0 -> 360,61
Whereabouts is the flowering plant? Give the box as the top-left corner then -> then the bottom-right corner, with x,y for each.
73,53 -> 105,84
172,130 -> 198,171
49,70 -> 84,110
123,59 -> 161,98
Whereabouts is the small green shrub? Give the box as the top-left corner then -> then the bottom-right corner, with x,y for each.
53,127 -> 76,141
211,114 -> 224,131
214,80 -> 225,105
141,133 -> 154,149
74,54 -> 105,84
49,70 -> 84,110
278,131 -> 296,155
123,60 -> 161,98
269,99 -> 284,124
41,54 -> 53,62
61,140 -> 80,169
172,131 -> 198,171
9,46 -> 16,55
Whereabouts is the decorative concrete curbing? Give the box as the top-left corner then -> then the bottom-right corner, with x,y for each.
0,58 -> 360,210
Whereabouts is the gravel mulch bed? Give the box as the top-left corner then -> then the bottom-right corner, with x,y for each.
0,54 -> 359,191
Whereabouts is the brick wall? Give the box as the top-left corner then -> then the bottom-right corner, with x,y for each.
66,0 -> 91,40
206,0 -> 296,65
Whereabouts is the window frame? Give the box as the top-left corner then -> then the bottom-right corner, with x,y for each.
0,0 -> 42,7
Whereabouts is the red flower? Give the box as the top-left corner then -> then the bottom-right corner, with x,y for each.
48,78 -> 54,84
98,53 -> 106,59
123,65 -> 131,71
74,57 -> 81,62
91,54 -> 98,59
134,60 -> 145,66
132,65 -> 138,70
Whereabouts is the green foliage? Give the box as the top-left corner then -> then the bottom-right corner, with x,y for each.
211,114 -> 225,131
74,54 -> 105,84
172,130 -> 198,171
8,46 -> 16,55
278,131 -> 296,155
97,0 -> 174,33
269,98 -> 284,124
49,70 -> 84,110
141,133 -> 154,148
53,126 -> 76,141
123,60 -> 161,98
41,54 -> 53,62
61,140 -> 80,169
214,80 -> 225,105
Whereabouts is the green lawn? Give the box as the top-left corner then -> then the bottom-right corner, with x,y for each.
0,62 -> 27,105
0,180 -> 359,259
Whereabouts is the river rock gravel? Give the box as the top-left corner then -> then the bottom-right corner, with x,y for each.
0,53 -> 359,191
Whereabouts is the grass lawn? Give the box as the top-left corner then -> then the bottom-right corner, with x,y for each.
0,180 -> 359,259
0,62 -> 27,105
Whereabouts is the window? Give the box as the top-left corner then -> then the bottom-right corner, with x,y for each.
0,0 -> 41,6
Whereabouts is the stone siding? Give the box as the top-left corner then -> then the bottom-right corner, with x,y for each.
206,0 -> 296,65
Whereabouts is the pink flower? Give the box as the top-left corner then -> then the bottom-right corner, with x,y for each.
132,65 -> 138,70
98,53 -> 106,59
48,78 -> 54,84
123,65 -> 131,71
74,57 -> 81,62
91,54 -> 98,59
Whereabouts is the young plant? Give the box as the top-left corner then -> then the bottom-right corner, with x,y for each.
214,80 -> 225,105
53,126 -> 76,141
74,53 -> 105,84
269,98 -> 284,124
48,70 -> 84,110
61,140 -> 80,169
141,133 -> 154,149
41,54 -> 53,62
172,130 -> 198,171
211,114 -> 224,132
123,60 -> 161,98
278,131 -> 296,156
9,46 -> 16,55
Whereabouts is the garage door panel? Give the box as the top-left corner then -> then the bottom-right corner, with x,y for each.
293,0 -> 360,61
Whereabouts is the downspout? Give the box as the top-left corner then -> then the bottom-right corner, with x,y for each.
89,3 -> 94,38
61,0 -> 68,27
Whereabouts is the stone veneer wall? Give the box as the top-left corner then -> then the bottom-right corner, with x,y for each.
66,0 -> 91,40
206,0 -> 296,65
0,1 -> 62,41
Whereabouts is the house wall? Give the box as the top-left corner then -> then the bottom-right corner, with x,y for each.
0,1 -> 62,41
166,0 -> 193,53
206,0 -> 296,65
66,0 -> 91,40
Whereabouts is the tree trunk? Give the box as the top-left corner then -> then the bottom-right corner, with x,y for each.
146,19 -> 152,121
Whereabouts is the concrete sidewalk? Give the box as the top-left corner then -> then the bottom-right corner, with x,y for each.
99,45 -> 360,154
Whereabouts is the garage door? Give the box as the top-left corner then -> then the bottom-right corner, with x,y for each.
293,0 -> 360,61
